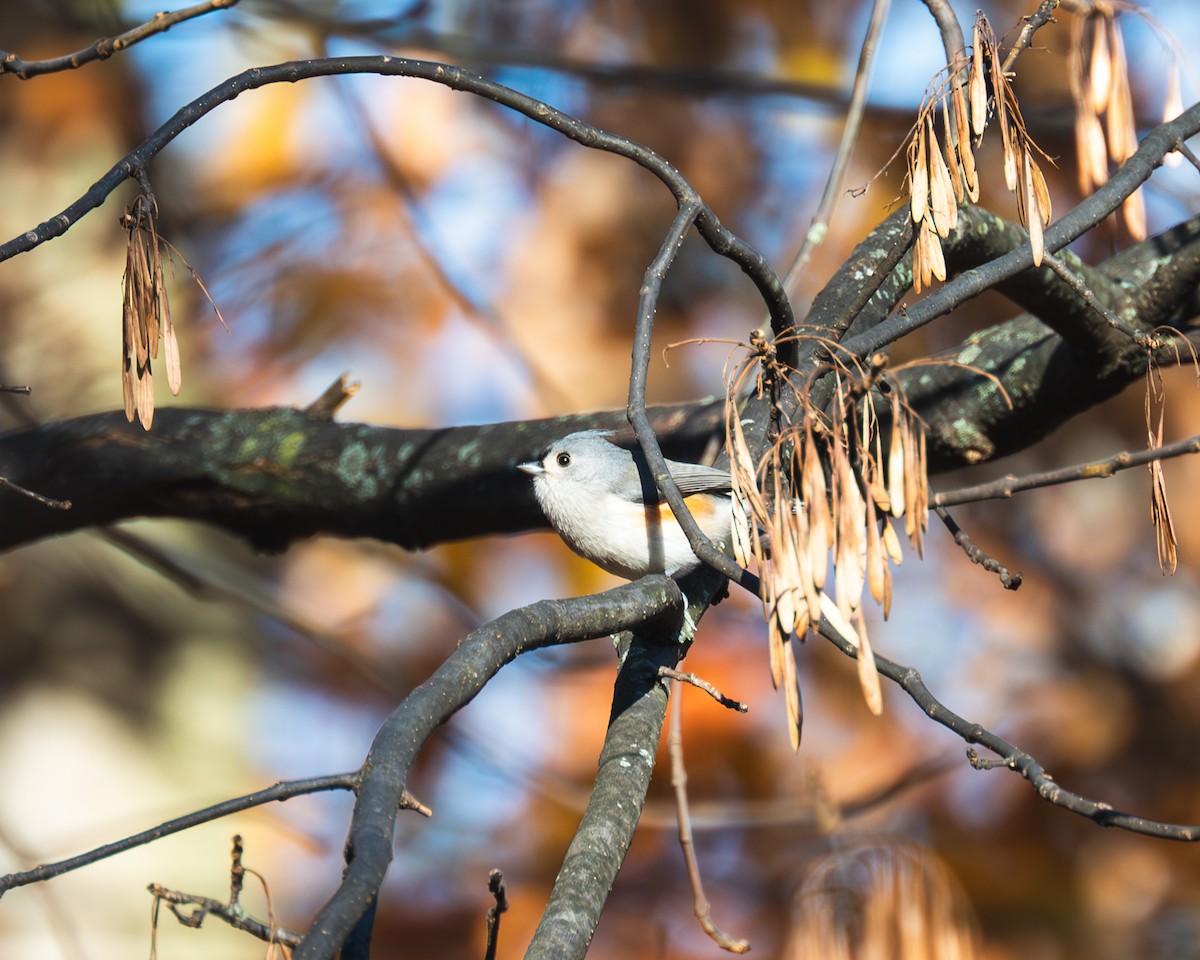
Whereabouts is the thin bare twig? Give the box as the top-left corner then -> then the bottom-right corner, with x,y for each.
668,686 -> 751,954
818,618 -> 1200,841
1174,137 -> 1200,174
933,431 -> 1200,506
0,773 -> 358,894
659,666 -> 748,712
483,870 -> 508,960
935,506 -> 1022,589
781,0 -> 892,297
1002,0 -> 1061,74
0,56 -> 796,349
149,844 -> 301,952
1042,250 -> 1160,346
149,884 -> 301,947
302,373 -> 360,420
0,476 -> 71,509
0,0 -> 241,79
0,825 -> 86,960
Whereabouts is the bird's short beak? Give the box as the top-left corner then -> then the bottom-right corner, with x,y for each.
517,461 -> 544,475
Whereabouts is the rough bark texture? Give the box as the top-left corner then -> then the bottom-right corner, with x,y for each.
0,402 -> 723,551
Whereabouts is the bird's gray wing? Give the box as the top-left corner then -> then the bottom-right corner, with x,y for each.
608,441 -> 733,501
666,459 -> 733,495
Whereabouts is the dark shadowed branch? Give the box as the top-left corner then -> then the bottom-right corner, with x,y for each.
484,870 -> 508,960
624,201 -> 765,596
935,506 -> 1022,590
297,577 -> 687,960
0,403 -> 724,552
524,604 -> 691,960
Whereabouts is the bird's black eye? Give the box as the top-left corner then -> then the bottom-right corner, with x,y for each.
556,452 -> 571,468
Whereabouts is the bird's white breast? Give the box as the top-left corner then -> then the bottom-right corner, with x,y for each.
533,475 -> 729,579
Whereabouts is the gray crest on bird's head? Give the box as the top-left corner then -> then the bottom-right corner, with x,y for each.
535,429 -> 733,503
536,430 -> 638,497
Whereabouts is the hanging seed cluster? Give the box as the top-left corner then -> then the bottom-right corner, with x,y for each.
1069,1 -> 1190,236
1145,369 -> 1178,574
1068,1 -> 1189,571
725,346 -> 929,747
908,15 -> 1052,288
1069,4 -> 1148,239
121,192 -> 181,430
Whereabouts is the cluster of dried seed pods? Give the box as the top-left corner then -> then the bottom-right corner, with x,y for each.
1145,369 -> 1178,574
1069,5 -> 1151,239
1065,4 -> 1191,571
726,350 -> 928,747
121,192 -> 181,431
909,15 -> 1053,285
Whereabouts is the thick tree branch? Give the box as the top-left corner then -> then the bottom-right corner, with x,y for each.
0,403 -> 722,551
4,198 -> 1195,552
806,207 -> 914,345
625,203 -> 763,595
525,608 -> 691,960
824,204 -> 1196,368
898,212 -> 1200,469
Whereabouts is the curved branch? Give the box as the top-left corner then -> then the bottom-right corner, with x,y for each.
920,0 -> 966,66
624,203 -> 762,595
1002,1 -> 1062,74
819,619 -> 1200,842
0,55 -> 792,346
297,577 -> 687,960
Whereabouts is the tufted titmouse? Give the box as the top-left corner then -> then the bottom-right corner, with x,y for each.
518,430 -> 734,580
